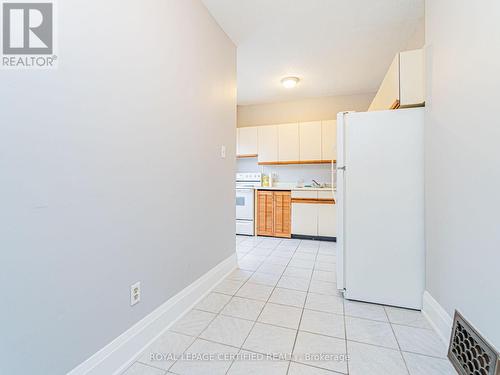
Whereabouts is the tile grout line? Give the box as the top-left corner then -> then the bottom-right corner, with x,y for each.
127,236 -> 264,374
342,280 -> 350,375
124,238 -> 338,375
140,237 -> 446,374
163,238 -> 269,374
134,361 -> 170,374
224,238 -> 300,375
138,237 -> 446,375
384,306 -> 411,375
285,241 -> 320,375
167,324 -> 445,361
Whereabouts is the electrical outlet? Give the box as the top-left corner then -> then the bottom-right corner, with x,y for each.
221,145 -> 226,158
130,282 -> 141,306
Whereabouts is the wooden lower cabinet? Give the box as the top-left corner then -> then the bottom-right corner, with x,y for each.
257,191 -> 274,236
273,191 -> 292,238
257,190 -> 291,238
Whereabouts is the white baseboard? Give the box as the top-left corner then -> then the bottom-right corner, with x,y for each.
422,290 -> 453,346
67,253 -> 237,375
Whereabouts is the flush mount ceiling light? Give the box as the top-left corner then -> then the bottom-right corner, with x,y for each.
281,76 -> 300,89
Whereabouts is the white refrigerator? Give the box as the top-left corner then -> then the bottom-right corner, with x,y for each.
336,108 -> 425,310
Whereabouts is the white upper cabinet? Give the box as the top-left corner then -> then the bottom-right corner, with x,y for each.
399,49 -> 425,107
258,125 -> 278,163
368,48 -> 425,111
237,126 -> 258,156
299,121 -> 322,161
278,123 -> 299,162
254,120 -> 337,164
321,120 -> 337,161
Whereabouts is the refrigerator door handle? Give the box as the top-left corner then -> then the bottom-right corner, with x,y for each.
336,112 -> 348,292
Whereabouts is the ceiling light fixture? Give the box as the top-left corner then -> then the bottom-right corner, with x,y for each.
281,76 -> 300,89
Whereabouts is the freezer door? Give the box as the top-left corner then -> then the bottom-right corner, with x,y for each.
343,108 -> 425,309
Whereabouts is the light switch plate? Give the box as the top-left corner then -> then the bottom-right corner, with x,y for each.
221,145 -> 226,158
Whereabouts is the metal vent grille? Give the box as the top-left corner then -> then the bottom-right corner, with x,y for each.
448,311 -> 499,375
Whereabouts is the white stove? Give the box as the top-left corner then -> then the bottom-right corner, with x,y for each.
236,173 -> 261,236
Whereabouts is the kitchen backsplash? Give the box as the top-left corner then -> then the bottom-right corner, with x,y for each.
237,158 -> 336,186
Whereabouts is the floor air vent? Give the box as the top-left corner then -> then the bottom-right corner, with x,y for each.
448,311 -> 499,375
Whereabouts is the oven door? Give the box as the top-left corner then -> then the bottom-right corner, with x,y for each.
236,188 -> 254,220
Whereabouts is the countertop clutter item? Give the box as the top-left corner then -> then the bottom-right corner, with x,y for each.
262,174 -> 270,187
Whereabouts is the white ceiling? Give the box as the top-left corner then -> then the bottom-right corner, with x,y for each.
202,0 -> 424,105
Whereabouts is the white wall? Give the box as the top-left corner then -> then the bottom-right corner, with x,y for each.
405,16 -> 425,50
237,93 -> 374,127
0,1 -> 236,374
425,0 -> 500,348
237,158 -> 333,186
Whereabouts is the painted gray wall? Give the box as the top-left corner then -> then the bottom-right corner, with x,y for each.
425,0 -> 500,348
0,1 -> 236,374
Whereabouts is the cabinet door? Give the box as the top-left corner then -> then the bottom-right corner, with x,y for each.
238,126 -> 258,156
278,123 -> 299,162
400,49 -> 425,107
257,191 -> 274,236
292,203 -> 318,236
258,125 -> 278,163
321,120 -> 337,161
368,54 -> 400,111
273,191 -> 291,238
318,203 -> 337,238
236,128 -> 240,155
299,121 -> 322,161
318,190 -> 334,200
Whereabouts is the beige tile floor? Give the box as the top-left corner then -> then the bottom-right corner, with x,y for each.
122,236 -> 457,375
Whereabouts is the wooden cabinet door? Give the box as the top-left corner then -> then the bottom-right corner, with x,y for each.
258,125 -> 278,163
238,126 -> 258,156
299,121 -> 322,161
278,123 -> 299,162
257,191 -> 274,236
273,191 -> 291,238
321,120 -> 337,162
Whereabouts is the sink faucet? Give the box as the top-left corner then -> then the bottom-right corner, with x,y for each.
312,180 -> 321,187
